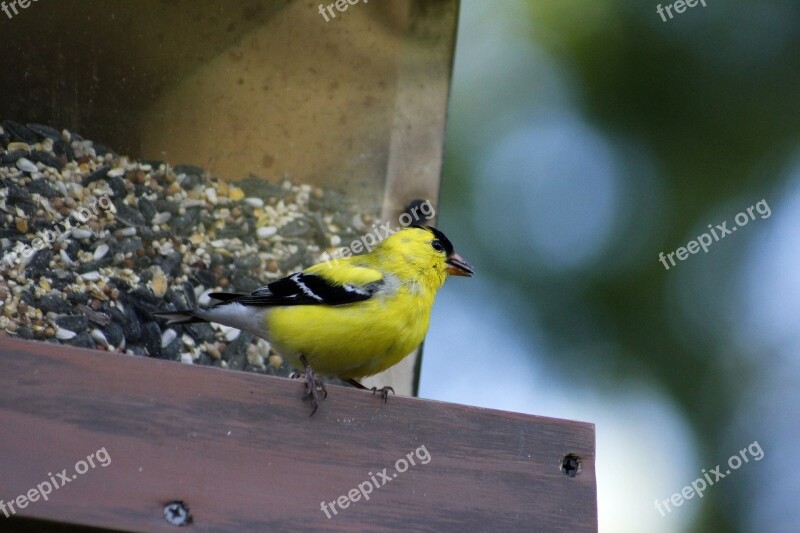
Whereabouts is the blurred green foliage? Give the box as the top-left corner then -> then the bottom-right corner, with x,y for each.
439,1 -> 800,530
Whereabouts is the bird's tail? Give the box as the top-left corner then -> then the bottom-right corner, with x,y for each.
151,310 -> 209,326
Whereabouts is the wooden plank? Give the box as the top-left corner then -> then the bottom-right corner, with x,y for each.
0,337 -> 596,531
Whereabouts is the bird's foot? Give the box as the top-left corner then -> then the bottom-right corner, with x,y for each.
299,355 -> 327,416
371,385 -> 395,403
347,379 -> 394,403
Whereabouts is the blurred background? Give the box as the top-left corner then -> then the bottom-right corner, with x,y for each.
420,1 -> 800,532
4,0 -> 797,530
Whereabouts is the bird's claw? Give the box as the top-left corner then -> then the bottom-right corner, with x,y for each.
299,355 -> 327,416
346,379 -> 394,404
371,386 -> 395,403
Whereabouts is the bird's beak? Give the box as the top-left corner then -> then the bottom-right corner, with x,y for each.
446,252 -> 475,277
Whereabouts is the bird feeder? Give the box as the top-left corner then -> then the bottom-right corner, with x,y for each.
0,1 -> 597,530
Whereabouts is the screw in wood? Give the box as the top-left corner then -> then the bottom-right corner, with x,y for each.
560,454 -> 582,478
164,500 -> 193,526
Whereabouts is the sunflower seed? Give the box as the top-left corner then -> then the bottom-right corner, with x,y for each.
55,328 -> 77,340
161,328 -> 177,348
151,212 -> 172,225
93,244 -> 109,260
91,328 -> 109,347
16,157 -> 38,173
256,226 -> 277,239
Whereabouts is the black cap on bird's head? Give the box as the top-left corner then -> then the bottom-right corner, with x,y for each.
413,225 -> 475,277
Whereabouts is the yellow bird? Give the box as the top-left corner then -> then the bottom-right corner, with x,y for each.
153,225 -> 474,414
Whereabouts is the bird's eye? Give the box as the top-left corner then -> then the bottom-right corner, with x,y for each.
431,240 -> 444,252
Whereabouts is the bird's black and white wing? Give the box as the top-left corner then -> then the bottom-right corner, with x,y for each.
209,272 -> 383,307
153,269 -> 384,328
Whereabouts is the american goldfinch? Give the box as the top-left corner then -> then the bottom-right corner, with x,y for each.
153,225 -> 474,414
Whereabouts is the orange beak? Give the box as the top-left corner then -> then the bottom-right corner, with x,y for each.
446,252 -> 475,277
